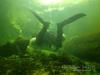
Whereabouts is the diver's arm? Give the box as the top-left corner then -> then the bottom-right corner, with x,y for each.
57,13 -> 86,27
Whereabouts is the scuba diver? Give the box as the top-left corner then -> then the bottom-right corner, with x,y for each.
31,11 -> 86,50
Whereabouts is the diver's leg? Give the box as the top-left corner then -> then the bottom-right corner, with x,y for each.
36,22 -> 49,45
56,24 -> 63,49
57,13 -> 86,28
31,10 -> 50,45
56,13 -> 86,49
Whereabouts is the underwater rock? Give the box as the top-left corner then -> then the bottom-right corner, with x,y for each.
63,33 -> 100,63
0,38 -> 29,57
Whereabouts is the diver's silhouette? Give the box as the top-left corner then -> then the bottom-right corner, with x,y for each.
31,11 -> 86,49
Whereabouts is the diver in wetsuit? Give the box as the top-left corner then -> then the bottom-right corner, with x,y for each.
31,11 -> 86,50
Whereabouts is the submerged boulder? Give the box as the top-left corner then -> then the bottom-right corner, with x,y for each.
0,37 -> 29,57
63,33 -> 100,63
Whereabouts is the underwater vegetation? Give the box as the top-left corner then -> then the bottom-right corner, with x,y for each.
0,30 -> 100,75
0,0 -> 100,75
0,11 -> 87,75
0,37 -> 29,57
63,33 -> 100,63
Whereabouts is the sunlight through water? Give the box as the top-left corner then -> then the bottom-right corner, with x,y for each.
37,0 -> 89,6
39,0 -> 62,6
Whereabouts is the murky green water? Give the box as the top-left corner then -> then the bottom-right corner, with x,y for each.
0,0 -> 100,75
